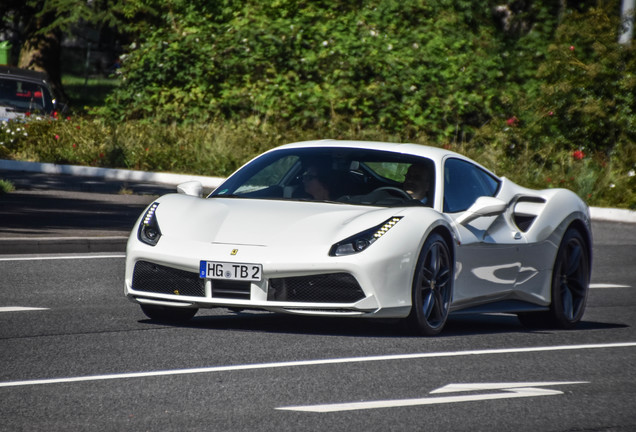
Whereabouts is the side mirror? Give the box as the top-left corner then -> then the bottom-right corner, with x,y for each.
177,181 -> 203,197
455,196 -> 507,226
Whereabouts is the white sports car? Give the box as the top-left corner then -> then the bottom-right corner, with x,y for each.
125,140 -> 592,335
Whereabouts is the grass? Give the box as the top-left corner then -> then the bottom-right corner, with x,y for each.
0,179 -> 15,194
61,75 -> 119,112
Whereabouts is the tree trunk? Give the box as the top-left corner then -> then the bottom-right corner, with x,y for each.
17,6 -> 69,107
619,0 -> 634,45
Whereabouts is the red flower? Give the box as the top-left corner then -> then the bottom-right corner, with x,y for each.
55,134 -> 60,140
506,116 -> 519,126
569,45 -> 575,51
572,150 -> 585,160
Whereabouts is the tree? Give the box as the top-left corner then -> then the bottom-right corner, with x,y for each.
0,0 -> 156,105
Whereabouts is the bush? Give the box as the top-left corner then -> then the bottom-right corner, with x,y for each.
0,178 -> 15,194
2,114 -> 634,209
97,0 -> 504,142
2,1 -> 634,209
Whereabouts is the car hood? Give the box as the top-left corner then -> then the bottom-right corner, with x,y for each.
153,194 -> 403,247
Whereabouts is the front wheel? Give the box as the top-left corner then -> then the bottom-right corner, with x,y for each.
518,227 -> 589,329
140,304 -> 198,323
407,233 -> 453,335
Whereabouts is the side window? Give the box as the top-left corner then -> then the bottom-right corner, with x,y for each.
443,158 -> 499,213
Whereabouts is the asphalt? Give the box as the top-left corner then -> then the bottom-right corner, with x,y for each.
0,169 -> 176,254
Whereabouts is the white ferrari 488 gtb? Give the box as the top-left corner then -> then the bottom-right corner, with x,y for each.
125,140 -> 592,335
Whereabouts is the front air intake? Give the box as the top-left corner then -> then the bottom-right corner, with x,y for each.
132,261 -> 205,297
268,273 -> 365,303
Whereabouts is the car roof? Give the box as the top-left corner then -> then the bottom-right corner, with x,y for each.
274,139 -> 478,168
0,66 -> 50,85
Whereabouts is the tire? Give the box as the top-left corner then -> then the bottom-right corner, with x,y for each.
140,304 -> 198,322
518,227 -> 589,329
407,233 -> 453,335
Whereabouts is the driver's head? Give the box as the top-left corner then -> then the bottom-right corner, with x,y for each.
403,164 -> 430,200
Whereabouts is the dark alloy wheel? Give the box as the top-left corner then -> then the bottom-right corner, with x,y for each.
518,227 -> 589,329
140,304 -> 198,322
407,233 -> 453,335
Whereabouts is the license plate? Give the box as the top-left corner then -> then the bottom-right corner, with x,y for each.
199,260 -> 262,281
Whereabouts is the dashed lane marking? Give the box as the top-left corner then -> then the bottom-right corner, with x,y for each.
590,283 -> 631,289
0,307 -> 49,313
0,254 -> 125,262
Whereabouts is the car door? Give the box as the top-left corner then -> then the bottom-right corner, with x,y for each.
442,158 -> 527,307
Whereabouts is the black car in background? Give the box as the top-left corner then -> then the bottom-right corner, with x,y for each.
0,67 -> 57,121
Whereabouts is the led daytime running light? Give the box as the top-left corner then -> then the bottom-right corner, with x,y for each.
330,216 -> 402,256
373,217 -> 401,239
143,202 -> 159,225
138,202 -> 161,246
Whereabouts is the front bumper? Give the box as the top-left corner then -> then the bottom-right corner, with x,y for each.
126,259 -> 397,317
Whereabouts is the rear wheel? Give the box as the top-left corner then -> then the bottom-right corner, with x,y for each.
140,304 -> 198,322
407,233 -> 453,335
518,227 -> 589,329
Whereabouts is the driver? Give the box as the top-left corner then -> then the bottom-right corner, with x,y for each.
403,164 -> 431,203
302,163 -> 332,200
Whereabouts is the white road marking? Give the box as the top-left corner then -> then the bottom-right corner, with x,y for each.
0,307 -> 49,313
277,382 -> 588,412
590,283 -> 631,289
430,382 -> 586,393
0,254 -> 125,262
0,342 -> 634,389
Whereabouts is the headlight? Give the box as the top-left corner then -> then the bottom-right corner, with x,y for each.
329,217 -> 402,256
138,202 -> 162,246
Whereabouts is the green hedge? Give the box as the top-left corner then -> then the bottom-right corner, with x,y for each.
1,116 -> 634,209
1,1 -> 634,208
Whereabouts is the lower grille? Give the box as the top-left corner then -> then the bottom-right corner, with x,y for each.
268,273 -> 365,303
132,261 -> 205,297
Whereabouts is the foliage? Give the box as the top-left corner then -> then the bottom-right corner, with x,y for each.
0,178 -> 15,194
0,0 -> 156,42
2,115 -> 634,209
97,0 -> 504,142
516,2 -> 636,155
1,0 -> 635,209
95,1 -> 635,154
1,116 -> 282,176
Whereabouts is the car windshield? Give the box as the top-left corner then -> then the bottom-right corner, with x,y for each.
0,78 -> 54,114
210,147 -> 435,207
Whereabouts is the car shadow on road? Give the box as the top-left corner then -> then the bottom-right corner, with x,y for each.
139,310 -> 628,338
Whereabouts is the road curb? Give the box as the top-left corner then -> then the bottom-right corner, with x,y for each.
0,236 -> 128,254
0,159 -> 225,189
1,158 -> 635,224
589,207 -> 636,224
